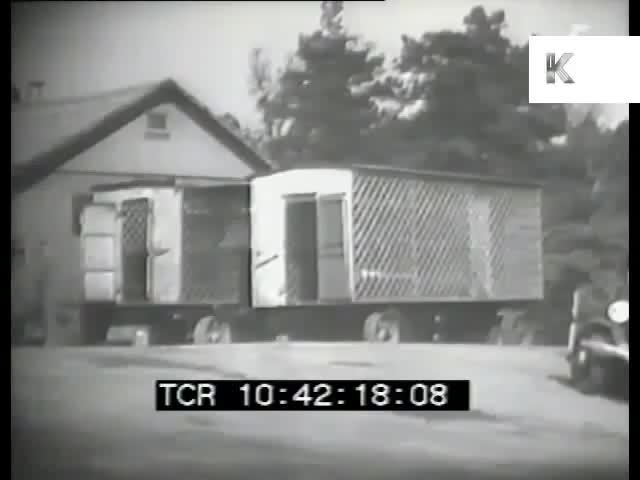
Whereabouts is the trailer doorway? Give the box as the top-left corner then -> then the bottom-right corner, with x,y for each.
284,194 -> 319,303
283,193 -> 350,304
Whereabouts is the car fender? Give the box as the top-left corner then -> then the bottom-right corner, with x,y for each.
568,316 -> 613,353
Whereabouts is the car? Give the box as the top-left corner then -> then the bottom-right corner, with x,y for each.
567,266 -> 629,395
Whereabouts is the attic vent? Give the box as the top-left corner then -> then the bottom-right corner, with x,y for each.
145,111 -> 170,139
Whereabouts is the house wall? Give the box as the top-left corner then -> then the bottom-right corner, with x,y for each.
62,103 -> 254,178
12,106 -> 257,319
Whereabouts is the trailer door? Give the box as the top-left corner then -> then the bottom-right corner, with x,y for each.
317,194 -> 350,301
81,203 -> 120,301
121,198 -> 152,302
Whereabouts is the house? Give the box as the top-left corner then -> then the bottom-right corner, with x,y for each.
11,78 -> 273,330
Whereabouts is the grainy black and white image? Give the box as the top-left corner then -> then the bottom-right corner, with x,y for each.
11,1 -> 629,479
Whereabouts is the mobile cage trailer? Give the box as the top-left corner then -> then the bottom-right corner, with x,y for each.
62,165 -> 545,346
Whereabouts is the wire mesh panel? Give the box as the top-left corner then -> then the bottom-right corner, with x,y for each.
121,198 -> 150,302
351,171 -> 543,302
180,187 -> 250,305
352,175 -> 420,299
413,180 -> 473,298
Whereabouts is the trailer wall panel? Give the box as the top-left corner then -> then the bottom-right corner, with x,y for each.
91,187 -> 182,303
180,186 -> 250,305
351,171 -> 543,302
250,169 -> 353,308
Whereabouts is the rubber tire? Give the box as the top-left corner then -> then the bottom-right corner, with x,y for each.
363,310 -> 402,344
363,312 -> 382,342
570,333 -> 614,395
213,322 -> 232,344
193,316 -> 232,345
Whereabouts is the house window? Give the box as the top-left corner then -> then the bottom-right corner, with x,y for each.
145,111 -> 170,139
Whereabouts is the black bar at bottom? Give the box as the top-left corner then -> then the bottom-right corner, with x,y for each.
156,379 -> 471,411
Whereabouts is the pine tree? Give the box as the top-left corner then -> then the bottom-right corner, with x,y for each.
251,1 -> 388,166
381,6 -> 566,177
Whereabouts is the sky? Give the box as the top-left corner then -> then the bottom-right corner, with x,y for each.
11,0 -> 629,128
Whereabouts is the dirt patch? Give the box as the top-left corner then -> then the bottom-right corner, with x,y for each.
547,374 -> 629,404
329,360 -> 378,368
393,409 -> 501,423
86,354 -> 248,379
184,415 -> 218,428
394,409 -> 627,442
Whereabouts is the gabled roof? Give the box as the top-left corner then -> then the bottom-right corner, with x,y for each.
11,78 -> 274,196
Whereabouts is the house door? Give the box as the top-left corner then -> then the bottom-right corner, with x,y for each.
283,194 -> 318,303
81,203 -> 120,301
317,194 -> 350,301
121,198 -> 152,302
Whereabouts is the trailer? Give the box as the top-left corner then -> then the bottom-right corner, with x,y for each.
71,165 -> 544,345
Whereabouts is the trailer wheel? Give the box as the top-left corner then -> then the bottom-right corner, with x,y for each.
193,316 -> 232,344
363,310 -> 401,343
486,325 -> 503,345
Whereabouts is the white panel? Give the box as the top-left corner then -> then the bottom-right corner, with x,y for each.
250,168 -> 354,307
148,188 -> 182,303
81,207 -> 116,235
250,176 -> 286,307
80,203 -> 119,301
83,237 -> 116,270
91,187 -> 183,303
84,272 -> 117,301
268,169 -> 353,196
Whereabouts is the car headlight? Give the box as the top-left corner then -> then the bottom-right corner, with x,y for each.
607,300 -> 629,324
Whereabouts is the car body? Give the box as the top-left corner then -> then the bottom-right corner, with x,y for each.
567,268 -> 629,394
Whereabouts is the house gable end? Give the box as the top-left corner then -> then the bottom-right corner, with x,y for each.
62,103 -> 256,179
11,80 -> 272,196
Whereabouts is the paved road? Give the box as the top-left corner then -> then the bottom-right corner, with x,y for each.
11,344 -> 628,479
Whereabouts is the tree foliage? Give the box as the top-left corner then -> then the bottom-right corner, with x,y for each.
250,1 -> 389,166
376,6 -> 566,177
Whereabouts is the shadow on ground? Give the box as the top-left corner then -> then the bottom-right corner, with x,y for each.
85,352 -> 248,379
547,374 -> 629,404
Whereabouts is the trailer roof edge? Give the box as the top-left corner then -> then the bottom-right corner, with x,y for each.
249,164 -> 542,188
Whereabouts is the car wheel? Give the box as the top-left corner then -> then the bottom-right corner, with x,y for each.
570,333 -> 613,395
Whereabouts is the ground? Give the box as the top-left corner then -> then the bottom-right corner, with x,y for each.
11,343 -> 628,479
